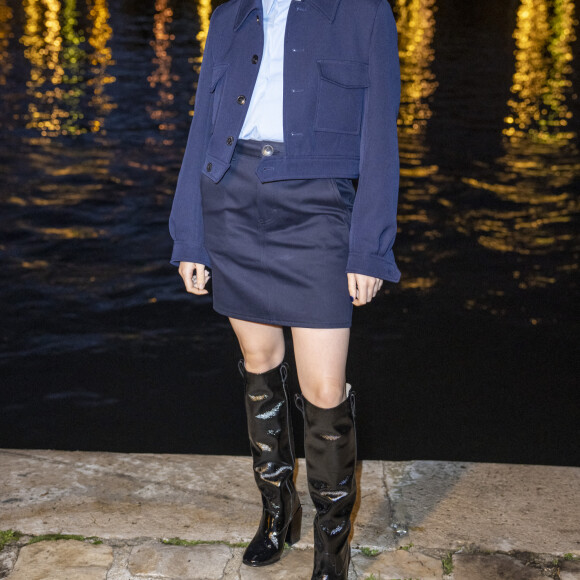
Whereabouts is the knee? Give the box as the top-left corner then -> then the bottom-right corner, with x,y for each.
299,378 -> 346,409
241,344 -> 285,374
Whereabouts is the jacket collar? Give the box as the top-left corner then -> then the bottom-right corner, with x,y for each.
306,0 -> 341,21
234,0 -> 340,30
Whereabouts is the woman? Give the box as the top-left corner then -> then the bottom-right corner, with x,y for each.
169,0 -> 401,577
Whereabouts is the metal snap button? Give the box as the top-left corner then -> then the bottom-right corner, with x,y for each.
206,162 -> 212,171
237,95 -> 246,105
261,144 -> 274,156
252,54 -> 259,64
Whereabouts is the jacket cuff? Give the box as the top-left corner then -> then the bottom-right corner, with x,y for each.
346,251 -> 401,283
170,242 -> 212,268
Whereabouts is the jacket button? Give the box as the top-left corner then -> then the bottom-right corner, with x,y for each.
206,162 -> 212,171
226,136 -> 234,145
252,54 -> 259,64
237,95 -> 246,105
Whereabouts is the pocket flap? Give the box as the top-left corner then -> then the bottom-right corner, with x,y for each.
317,59 -> 369,88
209,63 -> 229,92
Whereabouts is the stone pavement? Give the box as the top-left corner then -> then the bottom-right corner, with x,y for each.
0,449 -> 579,579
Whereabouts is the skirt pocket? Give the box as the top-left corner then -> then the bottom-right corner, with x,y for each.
328,177 -> 356,215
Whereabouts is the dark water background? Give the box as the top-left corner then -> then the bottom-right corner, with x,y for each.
0,0 -> 578,466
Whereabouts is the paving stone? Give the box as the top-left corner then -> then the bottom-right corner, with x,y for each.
237,548 -> 366,579
352,548 -> 442,579
5,540 -> 113,580
239,548 -> 316,579
222,547 -> 245,579
560,559 -> 580,580
104,545 -> 133,580
127,541 -> 232,579
452,553 -> 545,580
384,460 -> 580,553
0,546 -> 19,578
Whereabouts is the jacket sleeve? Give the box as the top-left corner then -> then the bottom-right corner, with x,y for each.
168,13 -> 217,268
345,0 -> 402,282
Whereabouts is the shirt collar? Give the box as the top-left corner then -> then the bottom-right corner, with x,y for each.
263,0 -> 276,16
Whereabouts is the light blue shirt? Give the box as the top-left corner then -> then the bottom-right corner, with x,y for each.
238,0 -> 292,142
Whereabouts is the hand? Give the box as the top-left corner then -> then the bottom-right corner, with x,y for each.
179,261 -> 210,295
347,273 -> 383,306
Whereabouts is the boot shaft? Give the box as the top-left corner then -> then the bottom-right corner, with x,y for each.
239,360 -> 296,471
295,389 -> 357,485
295,390 -> 357,580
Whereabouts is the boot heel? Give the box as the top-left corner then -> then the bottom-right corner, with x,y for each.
285,506 -> 302,546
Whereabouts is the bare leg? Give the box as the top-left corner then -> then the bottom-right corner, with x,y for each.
291,327 -> 350,408
229,317 -> 285,373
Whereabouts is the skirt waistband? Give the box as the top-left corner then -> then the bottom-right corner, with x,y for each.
234,138 -> 286,158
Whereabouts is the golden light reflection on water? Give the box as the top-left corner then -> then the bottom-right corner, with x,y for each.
457,0 -> 579,321
393,0 -> 440,292
403,276 -> 438,290
86,0 -> 116,133
195,0 -> 212,63
395,0 -> 438,139
20,0 -> 114,137
7,188 -> 102,206
190,0 -> 212,114
59,0 -> 87,133
21,260 -> 50,269
34,225 -> 106,239
504,0 -> 577,145
0,0 -> 13,85
394,0 -> 440,188
21,0 -> 83,136
461,0 -> 578,261
147,0 -> 177,145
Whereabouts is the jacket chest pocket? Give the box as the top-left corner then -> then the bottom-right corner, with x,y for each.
209,63 -> 229,130
314,59 -> 369,135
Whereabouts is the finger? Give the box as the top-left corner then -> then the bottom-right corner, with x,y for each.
357,276 -> 374,304
347,273 -> 358,304
356,274 -> 368,305
191,276 -> 209,295
193,263 -> 208,290
192,263 -> 209,295
366,279 -> 374,303
372,278 -> 380,298
179,262 -> 196,293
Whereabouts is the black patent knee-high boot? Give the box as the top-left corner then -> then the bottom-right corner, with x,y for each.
238,359 -> 302,567
295,387 -> 356,580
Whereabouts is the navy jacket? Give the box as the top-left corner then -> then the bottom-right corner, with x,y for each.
169,0 -> 402,282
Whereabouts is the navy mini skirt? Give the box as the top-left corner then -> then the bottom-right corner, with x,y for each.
200,139 -> 356,328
